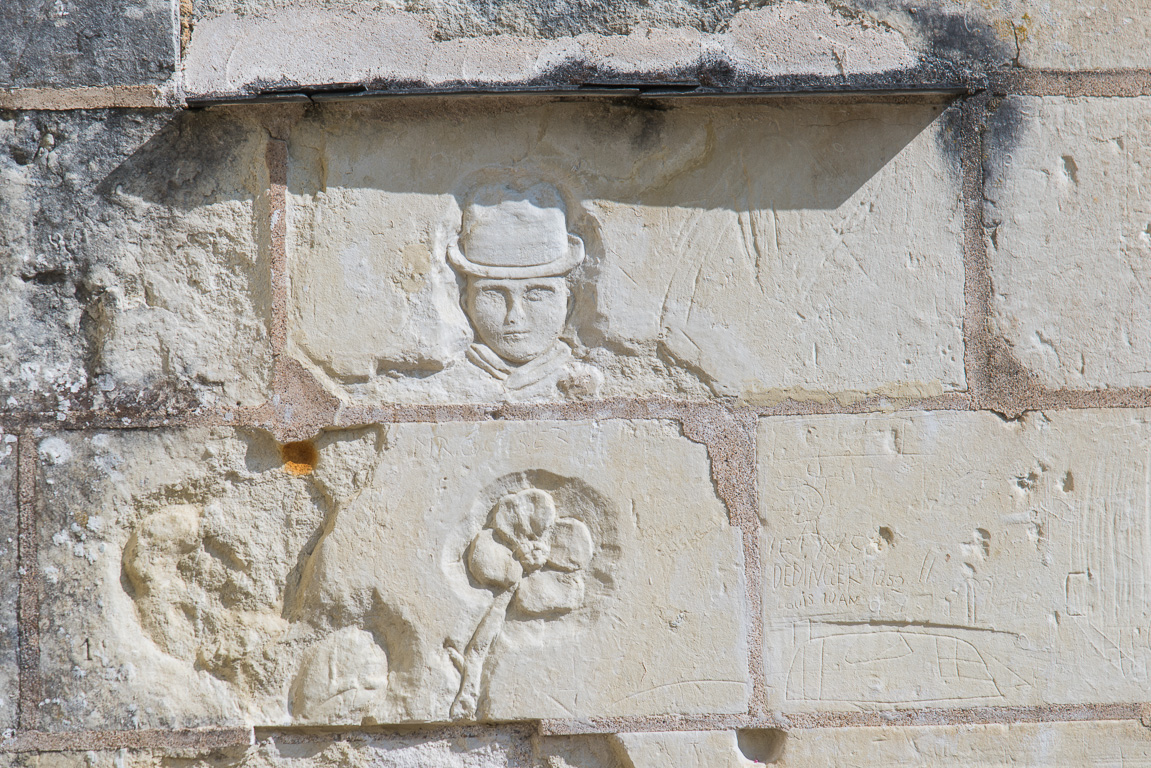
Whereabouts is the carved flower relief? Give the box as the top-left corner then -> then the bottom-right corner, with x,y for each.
449,487 -> 595,719
467,488 -> 593,615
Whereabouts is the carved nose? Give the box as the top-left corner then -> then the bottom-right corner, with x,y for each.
506,296 -> 526,325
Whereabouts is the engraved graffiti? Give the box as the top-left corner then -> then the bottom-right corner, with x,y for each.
449,486 -> 595,719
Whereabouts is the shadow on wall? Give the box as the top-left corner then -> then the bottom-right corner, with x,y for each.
93,97 -> 972,403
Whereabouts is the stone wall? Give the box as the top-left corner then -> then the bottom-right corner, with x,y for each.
3,0 -> 1151,765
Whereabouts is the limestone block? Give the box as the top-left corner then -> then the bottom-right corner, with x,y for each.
777,720 -> 1151,766
0,0 -> 174,88
760,409 -> 1151,711
183,2 -> 926,96
0,733 -> 533,768
543,721 -> 1151,766
0,109 -> 272,413
288,100 -> 963,404
0,431 -> 17,729
993,0 -> 1151,70
986,97 -> 1151,391
36,420 -> 745,728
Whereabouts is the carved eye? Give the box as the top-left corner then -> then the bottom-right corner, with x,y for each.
525,288 -> 554,302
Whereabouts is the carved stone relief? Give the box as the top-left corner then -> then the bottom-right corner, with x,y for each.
37,420 -> 747,728
287,101 -> 965,405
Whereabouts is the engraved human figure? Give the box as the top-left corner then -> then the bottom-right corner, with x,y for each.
446,183 -> 602,399
448,487 -> 594,719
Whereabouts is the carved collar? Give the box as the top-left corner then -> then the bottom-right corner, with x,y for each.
465,341 -> 572,391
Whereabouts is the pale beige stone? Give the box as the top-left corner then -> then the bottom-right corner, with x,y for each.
288,100 -> 964,404
760,409 -> 1151,711
987,97 -> 1151,391
778,720 -> 1151,766
543,721 -> 1151,767
995,0 -> 1151,70
0,734 -> 531,768
37,420 -> 745,727
293,419 -> 748,721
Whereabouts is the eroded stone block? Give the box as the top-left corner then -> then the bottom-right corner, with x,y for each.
288,100 -> 963,404
37,420 -> 745,728
986,96 -> 1151,391
0,0 -> 174,88
0,732 -> 533,768
760,409 -> 1151,711
0,109 -> 272,413
0,431 -> 18,729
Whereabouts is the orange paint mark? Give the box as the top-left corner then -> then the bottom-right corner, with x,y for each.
281,440 -> 318,475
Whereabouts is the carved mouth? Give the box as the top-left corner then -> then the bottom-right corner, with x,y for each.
500,331 -> 530,340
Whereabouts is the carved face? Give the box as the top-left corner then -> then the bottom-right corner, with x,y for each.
465,277 -> 570,364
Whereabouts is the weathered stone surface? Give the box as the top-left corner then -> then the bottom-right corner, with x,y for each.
997,0 -> 1151,70
0,0 -> 175,88
0,732 -> 532,768
542,721 -> 1151,766
760,409 -> 1151,711
0,431 -> 17,729
288,100 -> 963,405
37,420 -> 745,728
0,109 -> 272,413
183,2 -> 931,97
986,97 -> 1151,391
181,0 -> 1151,95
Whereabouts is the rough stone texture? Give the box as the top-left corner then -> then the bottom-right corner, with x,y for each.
35,420 -> 745,728
183,2 -> 930,97
0,109 -> 272,414
179,0 -> 1151,96
0,0 -> 175,89
992,0 -> 1151,70
288,99 -> 964,405
0,733 -> 532,768
986,97 -> 1151,392
0,430 -> 17,729
760,409 -> 1151,711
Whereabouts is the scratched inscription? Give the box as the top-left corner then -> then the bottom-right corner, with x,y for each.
760,411 -> 1151,710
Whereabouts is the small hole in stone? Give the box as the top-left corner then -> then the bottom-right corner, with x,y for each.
879,526 -> 895,547
281,440 -> 318,475
737,728 -> 786,764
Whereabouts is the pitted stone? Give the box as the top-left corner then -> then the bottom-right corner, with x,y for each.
760,409 -> 1151,711
36,420 -> 745,728
986,97 -> 1151,392
0,109 -> 272,413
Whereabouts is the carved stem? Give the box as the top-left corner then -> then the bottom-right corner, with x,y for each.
450,585 -> 517,720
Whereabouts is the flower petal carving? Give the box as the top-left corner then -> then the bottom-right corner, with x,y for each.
545,517 -> 594,572
492,488 -> 556,548
467,529 -> 523,588
515,570 -> 586,616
